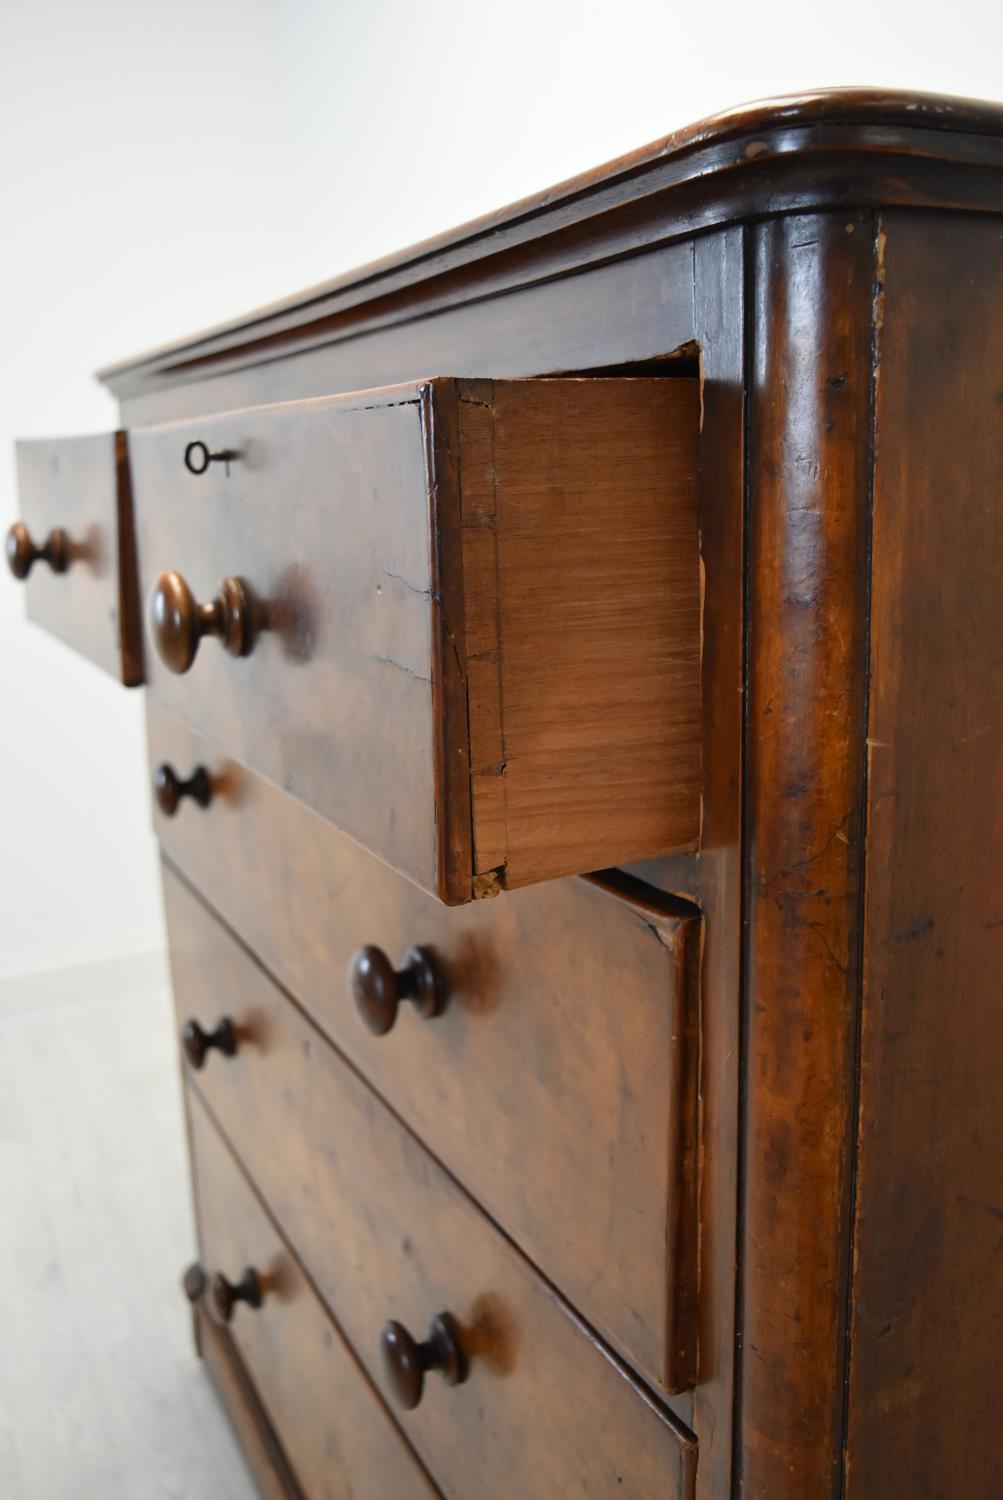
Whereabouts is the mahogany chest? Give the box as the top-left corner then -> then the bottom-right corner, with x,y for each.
9,89 -> 1003,1500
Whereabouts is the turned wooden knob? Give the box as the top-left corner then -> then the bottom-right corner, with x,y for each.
6,521 -> 69,580
183,1262 -> 207,1304
155,763 -> 211,817
150,570 -> 256,674
181,1016 -> 236,1070
349,945 -> 443,1036
380,1313 -> 467,1410
210,1267 -> 262,1324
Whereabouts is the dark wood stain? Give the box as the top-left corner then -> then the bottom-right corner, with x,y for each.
170,869 -> 698,1500
741,211 -> 874,1499
99,90 -> 1003,410
189,1088 -> 441,1499
10,89 -> 1003,1500
12,432 -> 143,684
846,210 -> 1003,1500
131,377 -> 702,903
149,696 -> 701,1398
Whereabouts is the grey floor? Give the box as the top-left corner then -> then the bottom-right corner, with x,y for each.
0,979 -> 259,1500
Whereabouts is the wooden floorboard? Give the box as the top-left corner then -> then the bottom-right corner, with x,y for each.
0,979 -> 259,1500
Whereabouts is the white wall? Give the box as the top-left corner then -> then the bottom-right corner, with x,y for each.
2,0 -> 1000,990
272,0 -> 1003,287
0,0 -> 294,991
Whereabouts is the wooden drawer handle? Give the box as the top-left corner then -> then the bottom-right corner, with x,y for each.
209,1267 -> 263,1325
6,522 -> 69,580
150,571 -> 257,675
181,1016 -> 237,1070
155,763 -> 211,817
182,1261 -> 207,1304
380,1313 -> 467,1410
349,945 -> 444,1036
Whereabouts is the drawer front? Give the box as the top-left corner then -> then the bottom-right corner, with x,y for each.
166,870 -> 697,1500
152,703 -> 700,1393
131,376 -> 700,902
189,1086 -> 439,1500
133,384 -> 450,896
10,434 -> 142,683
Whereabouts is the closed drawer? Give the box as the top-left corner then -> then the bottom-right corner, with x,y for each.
152,703 -> 700,1394
132,376 -> 700,903
187,1087 -> 439,1500
8,433 -> 142,682
166,869 -> 698,1500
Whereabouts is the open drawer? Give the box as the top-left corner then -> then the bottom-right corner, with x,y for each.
8,433 -> 143,683
132,378 -> 700,902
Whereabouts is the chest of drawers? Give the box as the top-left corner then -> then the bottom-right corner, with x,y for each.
8,89 -> 1003,1499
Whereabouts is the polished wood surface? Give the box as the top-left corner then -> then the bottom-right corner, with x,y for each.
181,1015 -> 237,1071
132,377 -> 701,902
348,945 -> 443,1036
99,91 -> 1003,415
675,227 -> 745,1497
844,212 -> 1003,1500
379,1315 -> 468,1412
13,88 -> 1003,1500
209,1267 -> 263,1326
195,1308 -> 306,1500
168,869 -> 698,1499
151,702 -> 701,1395
741,211 -> 874,1499
151,571 -> 258,674
116,242 -> 701,431
132,382 -> 450,897
6,520 -> 69,579
188,1088 -> 440,1500
12,432 -> 143,683
155,762 -> 212,817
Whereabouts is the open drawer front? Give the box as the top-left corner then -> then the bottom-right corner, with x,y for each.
8,433 -> 143,684
132,377 -> 701,903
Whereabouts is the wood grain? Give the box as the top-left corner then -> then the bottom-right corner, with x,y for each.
132,377 -> 701,901
189,1089 -> 440,1500
99,91 -> 1003,412
50,91 -> 1003,1500
640,226 -> 747,1500
130,383 -> 455,899
740,212 -> 874,1499
150,701 -> 701,1394
164,867 -> 698,1499
457,377 -> 701,888
845,211 -> 1003,1500
128,225 -> 743,1493
13,432 -> 143,684
115,245 -> 699,431
195,1311 -> 307,1500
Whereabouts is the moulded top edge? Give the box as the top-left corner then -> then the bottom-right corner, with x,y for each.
96,87 -> 1003,395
